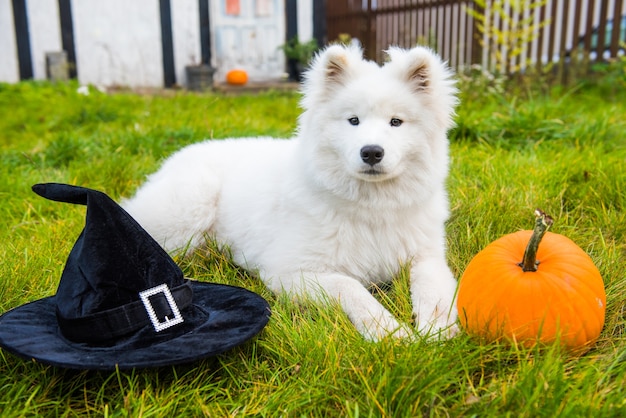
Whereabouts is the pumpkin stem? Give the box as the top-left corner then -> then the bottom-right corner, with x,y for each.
519,209 -> 554,272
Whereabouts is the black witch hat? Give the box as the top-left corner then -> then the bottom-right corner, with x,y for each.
0,183 -> 270,370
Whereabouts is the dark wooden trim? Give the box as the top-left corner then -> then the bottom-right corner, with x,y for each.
597,0 -> 610,61
159,0 -> 176,87
58,0 -> 77,78
12,0 -> 33,80
609,0 -> 623,57
198,0 -> 211,65
285,0 -> 298,40
535,1 -> 547,72
312,0 -> 326,45
470,1 -> 484,66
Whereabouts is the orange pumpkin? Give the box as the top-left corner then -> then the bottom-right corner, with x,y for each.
457,209 -> 606,351
226,69 -> 248,86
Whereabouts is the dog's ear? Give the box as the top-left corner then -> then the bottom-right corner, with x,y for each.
386,46 -> 458,130
319,45 -> 354,85
301,44 -> 363,104
406,55 -> 430,92
386,46 -> 440,93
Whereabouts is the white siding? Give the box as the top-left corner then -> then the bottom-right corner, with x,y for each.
0,0 -> 19,83
26,0 -> 62,80
72,0 -> 164,87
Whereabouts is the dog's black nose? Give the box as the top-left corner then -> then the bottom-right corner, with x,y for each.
360,145 -> 385,166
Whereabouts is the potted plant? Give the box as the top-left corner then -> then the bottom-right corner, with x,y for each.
185,56 -> 215,92
279,36 -> 319,82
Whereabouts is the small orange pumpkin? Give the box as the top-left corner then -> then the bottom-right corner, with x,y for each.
457,209 -> 606,351
226,69 -> 248,86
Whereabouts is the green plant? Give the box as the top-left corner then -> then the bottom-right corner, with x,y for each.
590,51 -> 626,89
334,33 -> 353,46
466,0 -> 549,73
279,36 -> 319,65
456,64 -> 507,101
415,29 -> 438,51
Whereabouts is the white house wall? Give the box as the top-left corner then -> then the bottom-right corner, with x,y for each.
171,0 -> 202,86
26,0 -> 62,80
297,0 -> 312,41
72,0 -> 164,87
0,0 -> 315,87
0,0 -> 19,83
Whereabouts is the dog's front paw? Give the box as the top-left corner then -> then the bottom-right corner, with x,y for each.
356,312 -> 412,342
413,299 -> 458,340
410,260 -> 459,340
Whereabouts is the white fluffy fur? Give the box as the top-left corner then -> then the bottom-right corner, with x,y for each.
122,44 -> 459,340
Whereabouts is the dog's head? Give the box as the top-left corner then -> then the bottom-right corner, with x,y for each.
297,44 -> 458,206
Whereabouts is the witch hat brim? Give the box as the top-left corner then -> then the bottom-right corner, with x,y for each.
0,282 -> 270,370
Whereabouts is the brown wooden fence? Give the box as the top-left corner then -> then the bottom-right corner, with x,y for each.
326,0 -> 625,77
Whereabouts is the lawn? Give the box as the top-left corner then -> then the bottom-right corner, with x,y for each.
0,75 -> 624,416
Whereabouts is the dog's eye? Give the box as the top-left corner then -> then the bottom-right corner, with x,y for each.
348,117 -> 360,126
390,118 -> 403,127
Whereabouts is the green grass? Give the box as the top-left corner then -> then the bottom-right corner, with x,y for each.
0,79 -> 625,416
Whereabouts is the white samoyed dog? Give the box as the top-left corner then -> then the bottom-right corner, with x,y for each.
122,44 -> 459,341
